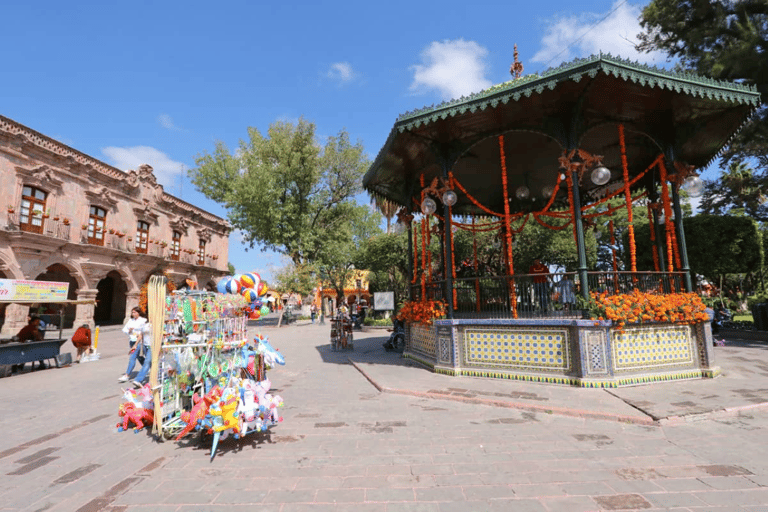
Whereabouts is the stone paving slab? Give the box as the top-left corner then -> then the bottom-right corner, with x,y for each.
1,316 -> 768,511
347,328 -> 768,425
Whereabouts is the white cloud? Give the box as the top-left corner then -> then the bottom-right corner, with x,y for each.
327,62 -> 356,83
157,113 -> 182,131
101,146 -> 186,188
410,39 -> 493,101
532,1 -> 668,67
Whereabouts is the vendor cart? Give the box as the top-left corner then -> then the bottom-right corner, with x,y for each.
330,315 -> 353,351
0,279 -> 94,376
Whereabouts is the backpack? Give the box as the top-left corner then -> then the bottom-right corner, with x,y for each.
71,325 -> 91,348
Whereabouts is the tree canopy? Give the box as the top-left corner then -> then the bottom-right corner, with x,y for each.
189,118 -> 371,266
699,161 -> 768,222
638,0 -> 768,171
638,0 -> 768,168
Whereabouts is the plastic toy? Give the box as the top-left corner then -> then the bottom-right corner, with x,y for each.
175,386 -> 222,441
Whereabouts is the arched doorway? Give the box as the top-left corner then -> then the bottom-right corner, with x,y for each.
34,263 -> 79,329
94,271 -> 127,325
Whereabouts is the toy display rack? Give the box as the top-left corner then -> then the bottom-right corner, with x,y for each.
154,290 -> 252,441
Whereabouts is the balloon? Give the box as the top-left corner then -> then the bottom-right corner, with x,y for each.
259,305 -> 270,316
225,279 -> 241,294
249,310 -> 261,320
242,289 -> 258,302
216,277 -> 232,294
253,299 -> 263,308
256,281 -> 268,296
239,273 -> 257,289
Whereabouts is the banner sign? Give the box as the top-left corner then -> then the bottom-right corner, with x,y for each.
373,291 -> 394,311
0,279 -> 69,302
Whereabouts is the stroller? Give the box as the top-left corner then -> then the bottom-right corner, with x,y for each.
383,318 -> 406,353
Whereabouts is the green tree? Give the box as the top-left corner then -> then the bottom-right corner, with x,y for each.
316,205 -> 382,306
189,118 -> 370,266
354,228 -> 411,307
227,262 -> 236,275
699,161 -> 768,222
638,0 -> 768,167
273,261 -> 317,298
633,214 -> 764,292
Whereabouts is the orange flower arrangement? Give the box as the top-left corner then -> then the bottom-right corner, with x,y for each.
586,290 -> 709,329
396,299 -> 447,327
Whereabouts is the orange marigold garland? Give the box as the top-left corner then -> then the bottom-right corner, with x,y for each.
658,160 -> 676,275
618,124 -> 637,272
586,290 -> 708,329
498,135 -> 518,318
396,299 -> 447,327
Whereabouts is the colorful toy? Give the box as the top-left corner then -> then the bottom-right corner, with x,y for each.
256,281 -> 268,296
117,403 -> 155,433
216,277 -> 231,294
253,378 -> 283,426
256,337 -> 285,367
208,387 -> 242,460
237,387 -> 264,433
175,386 -> 222,441
225,279 -> 241,295
242,288 -> 258,303
239,273 -> 259,289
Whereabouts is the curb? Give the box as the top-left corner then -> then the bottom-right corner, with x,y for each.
658,401 -> 768,425
348,359 -> 657,427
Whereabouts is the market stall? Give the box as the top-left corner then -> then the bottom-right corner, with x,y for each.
116,273 -> 285,460
0,279 -> 95,376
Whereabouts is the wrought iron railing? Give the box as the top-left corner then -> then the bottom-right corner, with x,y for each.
410,271 -> 687,319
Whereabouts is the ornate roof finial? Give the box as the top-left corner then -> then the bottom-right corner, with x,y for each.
510,44 -> 523,79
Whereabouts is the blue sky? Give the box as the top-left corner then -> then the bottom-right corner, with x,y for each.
4,0 -> 693,284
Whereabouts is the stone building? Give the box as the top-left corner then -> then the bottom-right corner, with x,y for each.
0,115 -> 230,336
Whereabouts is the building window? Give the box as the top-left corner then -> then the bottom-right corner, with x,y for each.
356,279 -> 362,290
197,239 -> 206,265
136,221 -> 149,254
19,185 -> 47,234
171,231 -> 181,261
88,206 -> 107,246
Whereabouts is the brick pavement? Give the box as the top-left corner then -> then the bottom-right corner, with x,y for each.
0,317 -> 767,511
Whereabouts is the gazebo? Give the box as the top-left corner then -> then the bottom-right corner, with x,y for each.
363,54 -> 760,387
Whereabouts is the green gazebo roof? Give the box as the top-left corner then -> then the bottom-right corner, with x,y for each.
363,54 -> 761,216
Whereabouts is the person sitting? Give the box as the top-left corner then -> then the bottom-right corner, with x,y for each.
17,315 -> 44,342
14,315 -> 46,372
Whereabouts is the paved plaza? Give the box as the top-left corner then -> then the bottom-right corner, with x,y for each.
1,317 -> 768,511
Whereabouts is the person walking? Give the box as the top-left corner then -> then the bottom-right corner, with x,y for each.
118,307 -> 147,382
310,303 -> 318,324
120,321 -> 153,388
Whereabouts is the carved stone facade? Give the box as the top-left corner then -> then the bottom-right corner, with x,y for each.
0,115 -> 230,335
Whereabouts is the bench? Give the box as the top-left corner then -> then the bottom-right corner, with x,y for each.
0,339 -> 69,377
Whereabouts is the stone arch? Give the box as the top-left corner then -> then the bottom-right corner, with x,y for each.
34,263 -> 81,329
29,256 -> 88,291
0,252 -> 25,280
94,270 -> 128,325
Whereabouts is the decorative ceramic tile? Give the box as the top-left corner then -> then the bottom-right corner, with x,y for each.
611,325 -> 693,371
464,328 -> 570,370
438,336 -> 451,364
409,323 -> 436,360
585,330 -> 608,375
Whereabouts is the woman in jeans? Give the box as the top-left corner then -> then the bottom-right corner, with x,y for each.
118,307 -> 147,383
120,321 -> 153,388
